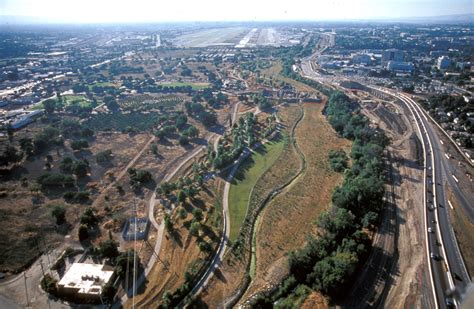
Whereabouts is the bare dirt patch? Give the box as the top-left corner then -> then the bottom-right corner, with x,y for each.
360,94 -> 429,309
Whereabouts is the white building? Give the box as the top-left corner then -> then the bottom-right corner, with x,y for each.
437,56 -> 451,70
57,263 -> 114,300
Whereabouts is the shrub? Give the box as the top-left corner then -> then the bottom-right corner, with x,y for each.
96,149 -> 113,163
51,204 -> 66,225
78,224 -> 89,241
37,173 -> 74,188
70,139 -> 89,151
192,208 -> 203,222
99,240 -> 119,260
189,222 -> 200,237
80,207 -> 97,226
41,274 -> 58,294
328,149 -> 349,172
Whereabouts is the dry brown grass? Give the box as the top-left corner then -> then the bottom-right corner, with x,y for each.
129,181 -> 220,308
300,291 -> 329,309
0,131 -> 152,272
242,102 -> 351,300
262,62 -> 319,94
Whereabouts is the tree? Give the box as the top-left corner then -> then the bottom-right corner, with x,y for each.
362,211 -> 378,229
51,204 -> 66,225
164,213 -> 173,232
41,274 -> 58,294
78,224 -> 89,241
95,149 -> 112,163
104,95 -> 119,112
6,124 -> 14,141
101,281 -> 117,302
175,114 -> 188,130
43,99 -> 57,114
0,145 -> 23,167
192,208 -> 203,222
59,157 -> 74,173
177,190 -> 186,204
328,150 -> 348,172
189,222 -> 200,237
308,252 -> 358,295
186,126 -> 199,138
70,139 -> 89,151
72,159 -> 89,178
80,207 -> 97,226
19,137 -> 34,156
99,239 -> 119,260
179,135 -> 189,146
115,250 -> 138,278
178,207 -> 187,220
37,173 -> 74,188
150,144 -> 158,155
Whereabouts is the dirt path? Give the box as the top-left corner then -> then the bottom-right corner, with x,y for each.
92,135 -> 156,209
358,97 -> 429,308
117,133 -> 216,307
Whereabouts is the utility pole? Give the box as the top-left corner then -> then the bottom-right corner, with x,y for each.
132,199 -> 137,309
39,260 -> 45,277
23,272 -> 29,308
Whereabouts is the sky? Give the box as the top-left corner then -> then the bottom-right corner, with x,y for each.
0,0 -> 472,23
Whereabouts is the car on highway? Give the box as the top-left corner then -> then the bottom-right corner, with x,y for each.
430,253 -> 442,261
428,227 -> 434,233
445,297 -> 455,308
428,203 -> 435,211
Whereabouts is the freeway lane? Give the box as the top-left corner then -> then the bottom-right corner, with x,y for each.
405,94 -> 472,285
371,87 -> 454,308
395,91 -> 471,308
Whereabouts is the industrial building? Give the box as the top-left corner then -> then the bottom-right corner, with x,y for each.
57,263 -> 114,301
386,61 -> 414,73
437,56 -> 452,70
382,49 -> 405,63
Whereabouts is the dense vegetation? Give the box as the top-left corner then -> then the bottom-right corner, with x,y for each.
328,149 -> 349,172
85,112 -> 161,132
420,94 -> 473,148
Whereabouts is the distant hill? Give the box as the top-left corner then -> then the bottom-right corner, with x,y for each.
0,14 -> 473,25
394,14 -> 474,24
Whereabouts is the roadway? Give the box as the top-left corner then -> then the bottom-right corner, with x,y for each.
300,37 -> 472,307
375,88 -> 471,309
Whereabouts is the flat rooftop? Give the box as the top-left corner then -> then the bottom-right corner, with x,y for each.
58,263 -> 114,295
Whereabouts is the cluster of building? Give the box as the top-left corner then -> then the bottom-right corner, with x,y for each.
0,108 -> 43,130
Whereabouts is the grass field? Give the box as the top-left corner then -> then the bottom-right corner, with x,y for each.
30,95 -> 91,110
228,139 -> 285,242
158,82 -> 210,90
88,82 -> 116,89
63,95 -> 92,108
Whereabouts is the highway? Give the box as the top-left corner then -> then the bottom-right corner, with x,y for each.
300,35 -> 472,307
374,87 -> 471,309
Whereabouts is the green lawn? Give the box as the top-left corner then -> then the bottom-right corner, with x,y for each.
63,95 -> 92,108
158,82 -> 210,90
31,95 -> 92,111
88,82 -> 116,89
228,139 -> 285,242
